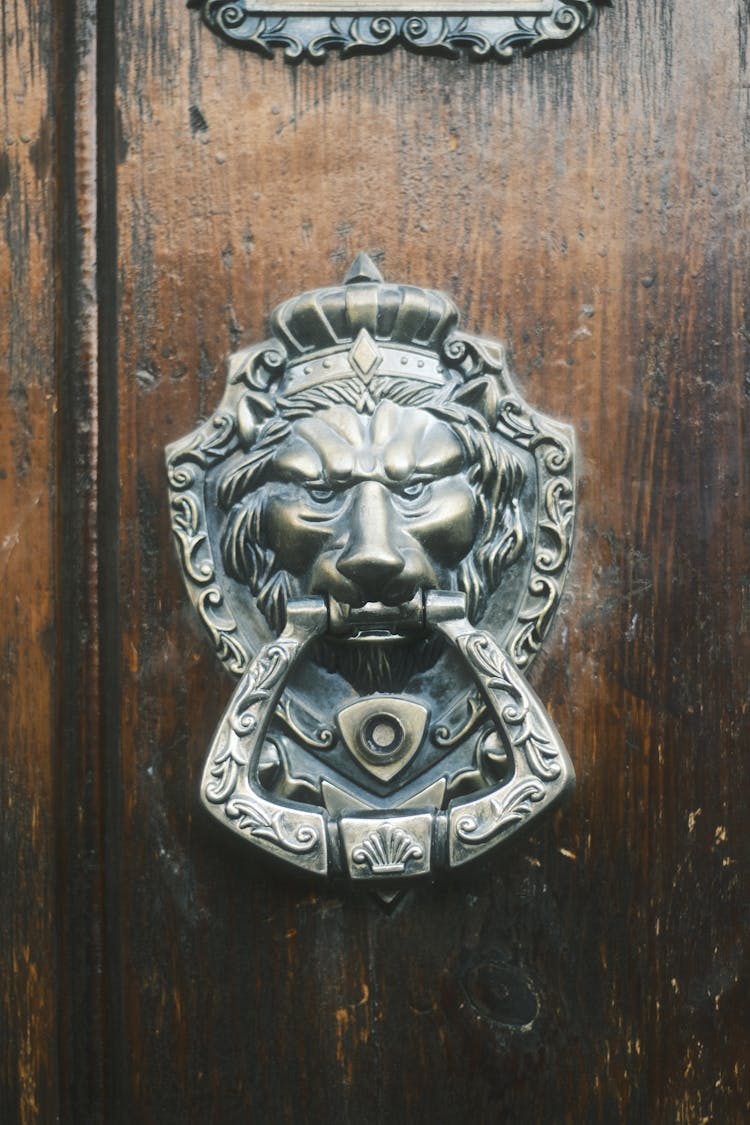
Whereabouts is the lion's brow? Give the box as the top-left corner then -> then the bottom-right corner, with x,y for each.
296,410 -> 364,448
276,412 -> 464,483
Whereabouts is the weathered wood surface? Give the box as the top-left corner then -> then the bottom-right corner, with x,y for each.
2,0 -> 750,1121
0,7 -> 59,1123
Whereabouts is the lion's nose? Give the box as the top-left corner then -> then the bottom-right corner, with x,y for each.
336,481 -> 406,592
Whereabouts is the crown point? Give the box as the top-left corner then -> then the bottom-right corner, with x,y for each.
343,253 -> 384,286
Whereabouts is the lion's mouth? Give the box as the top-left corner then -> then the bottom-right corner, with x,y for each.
307,593 -> 461,693
326,592 -> 427,643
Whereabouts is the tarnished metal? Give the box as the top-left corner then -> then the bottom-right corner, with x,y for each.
166,255 -> 576,890
188,0 -> 600,62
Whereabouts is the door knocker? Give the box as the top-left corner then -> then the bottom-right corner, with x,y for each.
166,255 -> 575,888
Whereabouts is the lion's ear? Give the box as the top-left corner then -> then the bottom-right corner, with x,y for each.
451,376 -> 500,426
237,392 -> 276,448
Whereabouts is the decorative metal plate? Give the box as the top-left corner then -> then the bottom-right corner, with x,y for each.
166,255 -> 576,892
188,0 -> 600,62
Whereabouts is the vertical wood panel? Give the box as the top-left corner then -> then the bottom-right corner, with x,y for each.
110,1 -> 750,1121
0,6 -> 59,1123
53,0 -> 114,1116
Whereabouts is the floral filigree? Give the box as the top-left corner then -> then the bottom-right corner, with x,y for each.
225,797 -> 321,853
190,1 -> 599,62
454,778 -> 545,845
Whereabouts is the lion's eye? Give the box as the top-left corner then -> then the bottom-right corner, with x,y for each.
307,486 -> 336,503
401,482 -> 426,500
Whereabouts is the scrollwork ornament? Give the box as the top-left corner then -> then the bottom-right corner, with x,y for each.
224,797 -> 321,854
189,0 -> 601,62
166,256 -> 577,889
454,777 -> 546,845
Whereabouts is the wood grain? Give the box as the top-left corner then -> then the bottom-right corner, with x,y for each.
114,4 -> 750,1122
2,0 -> 750,1121
0,6 -> 59,1123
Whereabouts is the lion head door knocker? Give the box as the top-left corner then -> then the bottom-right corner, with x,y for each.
166,255 -> 575,890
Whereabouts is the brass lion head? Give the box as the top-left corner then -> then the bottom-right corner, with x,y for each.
216,255 -> 526,691
166,257 -> 576,887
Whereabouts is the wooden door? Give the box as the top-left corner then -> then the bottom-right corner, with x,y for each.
2,2 -> 749,1122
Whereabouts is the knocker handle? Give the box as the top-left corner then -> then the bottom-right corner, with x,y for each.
200,598 -> 330,874
425,591 -> 575,867
199,591 -> 574,878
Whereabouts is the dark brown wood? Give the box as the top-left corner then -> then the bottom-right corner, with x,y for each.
54,3 -> 107,1119
0,7 -> 60,1124
2,1 -> 749,1122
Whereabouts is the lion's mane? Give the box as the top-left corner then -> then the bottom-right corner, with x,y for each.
217,379 -> 527,691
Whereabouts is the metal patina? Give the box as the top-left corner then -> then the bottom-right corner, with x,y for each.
166,255 -> 576,891
188,0 -> 600,62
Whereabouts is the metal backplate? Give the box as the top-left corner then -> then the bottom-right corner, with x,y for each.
188,0 -> 600,62
166,255 -> 576,890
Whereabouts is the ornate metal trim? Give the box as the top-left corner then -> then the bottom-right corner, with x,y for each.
188,0 -> 600,62
166,256 -> 576,890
